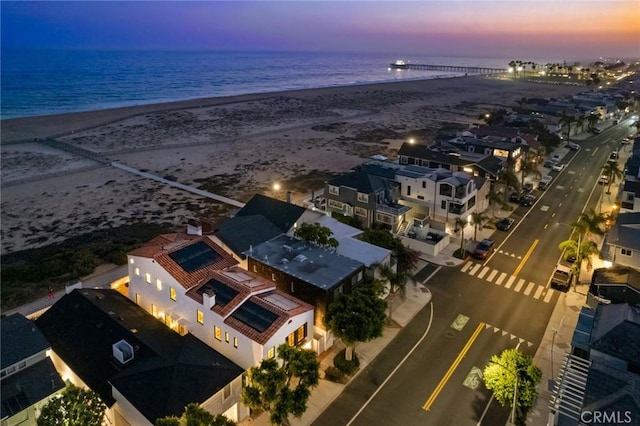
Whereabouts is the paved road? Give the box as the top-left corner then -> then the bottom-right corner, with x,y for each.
313,121 -> 634,426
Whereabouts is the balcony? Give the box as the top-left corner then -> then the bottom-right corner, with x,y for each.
376,202 -> 411,217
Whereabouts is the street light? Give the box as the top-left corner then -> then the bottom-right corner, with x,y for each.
408,138 -> 415,144
489,360 -> 519,425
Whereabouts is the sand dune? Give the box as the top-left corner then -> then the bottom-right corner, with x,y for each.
1,76 -> 584,254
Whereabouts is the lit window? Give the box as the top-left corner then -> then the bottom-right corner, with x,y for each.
135,293 -> 141,305
329,185 -> 339,195
214,326 -> 222,341
135,267 -> 140,276
197,310 -> 204,324
129,258 -> 134,264
357,192 -> 369,203
253,264 -> 257,272
156,279 -> 162,291
354,206 -> 367,217
225,332 -> 230,343
145,273 -> 151,284
296,324 -> 306,342
170,287 -> 176,301
234,337 -> 238,348
267,347 -> 275,359
151,304 -> 158,317
271,272 -> 276,282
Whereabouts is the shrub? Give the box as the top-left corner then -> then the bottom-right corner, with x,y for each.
334,349 -> 360,375
324,366 -> 345,383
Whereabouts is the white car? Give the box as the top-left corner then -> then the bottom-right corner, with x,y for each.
551,154 -> 561,163
568,142 -> 581,150
552,163 -> 565,171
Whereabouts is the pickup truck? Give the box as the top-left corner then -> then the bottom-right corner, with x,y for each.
550,264 -> 573,292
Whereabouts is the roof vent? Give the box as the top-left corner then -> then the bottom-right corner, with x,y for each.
280,258 -> 289,264
282,244 -> 293,252
294,254 -> 307,263
113,339 -> 134,365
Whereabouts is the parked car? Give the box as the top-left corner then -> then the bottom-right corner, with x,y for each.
496,217 -> 515,231
591,127 -> 602,134
522,182 -> 533,192
509,192 -> 522,202
552,163 -> 565,172
551,154 -> 561,163
537,181 -> 548,191
598,174 -> 609,185
550,264 -> 573,292
543,160 -> 554,168
568,142 -> 581,150
608,151 -> 618,162
521,194 -> 537,206
473,239 -> 495,260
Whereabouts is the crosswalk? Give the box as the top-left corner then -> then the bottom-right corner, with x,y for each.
460,262 -> 556,303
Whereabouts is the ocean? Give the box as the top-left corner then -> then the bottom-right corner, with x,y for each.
1,50 -> 518,119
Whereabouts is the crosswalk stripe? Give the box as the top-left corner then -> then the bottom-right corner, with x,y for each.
514,279 -> 525,292
461,262 -> 472,273
469,264 -> 481,276
543,290 -> 554,303
505,276 -> 516,289
533,285 -> 544,299
496,272 -> 507,285
477,266 -> 490,279
523,282 -> 535,296
486,269 -> 498,282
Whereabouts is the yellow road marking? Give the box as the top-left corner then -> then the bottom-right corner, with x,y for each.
513,239 -> 539,277
422,322 -> 485,411
591,147 -> 599,157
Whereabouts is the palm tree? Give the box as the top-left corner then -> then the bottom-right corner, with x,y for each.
497,168 -> 520,203
587,114 -> 599,130
373,262 -> 412,321
454,217 -> 467,254
486,189 -> 506,218
559,112 -> 576,141
576,208 -> 606,240
558,239 -> 600,276
470,211 -> 489,241
601,161 -> 623,194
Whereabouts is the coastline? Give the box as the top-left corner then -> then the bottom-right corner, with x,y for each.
1,75 -> 587,256
1,74 -> 477,143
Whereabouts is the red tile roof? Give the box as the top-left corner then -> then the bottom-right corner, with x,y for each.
224,291 -> 313,345
129,234 -> 238,290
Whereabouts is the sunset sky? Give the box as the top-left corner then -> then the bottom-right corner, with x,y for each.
2,1 -> 638,60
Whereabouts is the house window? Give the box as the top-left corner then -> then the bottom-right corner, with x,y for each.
197,310 -> 204,324
354,206 -> 368,217
135,293 -> 141,305
170,287 -> 177,301
468,196 -> 476,209
399,156 -> 408,164
417,195 -> 424,200
267,346 -> 275,359
334,285 -> 343,299
422,181 -> 426,188
286,324 -> 308,346
329,185 -> 339,195
376,213 -> 393,224
439,184 -> 453,197
156,279 -> 162,291
224,384 -> 231,399
253,264 -> 257,273
406,185 -> 411,196
328,199 -> 344,210
145,273 -> 151,284
628,194 -> 634,201
134,267 -> 140,276
621,248 -> 632,256
234,337 -> 238,348
271,272 -> 277,282
214,326 -> 222,341
357,192 -> 369,203
129,258 -> 134,264
18,361 -> 26,370
290,282 -> 294,293
441,200 -> 447,209
151,304 -> 158,317
225,332 -> 230,343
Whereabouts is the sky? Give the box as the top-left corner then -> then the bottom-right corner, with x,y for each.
1,1 -> 639,60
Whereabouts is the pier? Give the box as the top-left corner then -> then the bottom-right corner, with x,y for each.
389,62 -> 508,75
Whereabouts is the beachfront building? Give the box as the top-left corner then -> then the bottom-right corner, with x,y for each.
35,289 -> 248,425
245,234 -> 366,354
324,168 -> 410,233
126,234 -> 315,369
1,314 -> 65,426
619,180 -> 640,212
550,303 -> 640,425
587,266 -> 640,308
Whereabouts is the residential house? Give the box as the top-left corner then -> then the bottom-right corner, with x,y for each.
35,289 -> 247,425
126,235 -> 314,368
619,180 -> 640,212
245,234 -> 366,353
587,266 -> 640,308
550,303 -> 640,425
1,314 -> 65,426
601,211 -> 640,269
324,169 -> 410,232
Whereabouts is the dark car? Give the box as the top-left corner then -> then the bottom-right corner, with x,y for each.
496,217 -> 515,231
543,160 -> 554,168
522,182 -> 533,192
520,194 -> 536,206
473,239 -> 495,259
509,192 -> 522,202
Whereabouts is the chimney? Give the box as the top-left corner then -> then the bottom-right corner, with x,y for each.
286,191 -> 292,204
186,219 -> 202,236
203,288 -> 216,309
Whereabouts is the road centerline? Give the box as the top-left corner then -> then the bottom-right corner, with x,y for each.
422,322 -> 485,411
512,239 -> 539,277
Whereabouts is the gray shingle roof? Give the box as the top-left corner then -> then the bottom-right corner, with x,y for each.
214,215 -> 284,258
590,303 -> 640,363
235,194 -> 305,233
607,212 -> 640,251
35,289 -> 244,423
1,314 -> 50,369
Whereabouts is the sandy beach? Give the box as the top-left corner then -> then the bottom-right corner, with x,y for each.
1,76 -> 585,255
